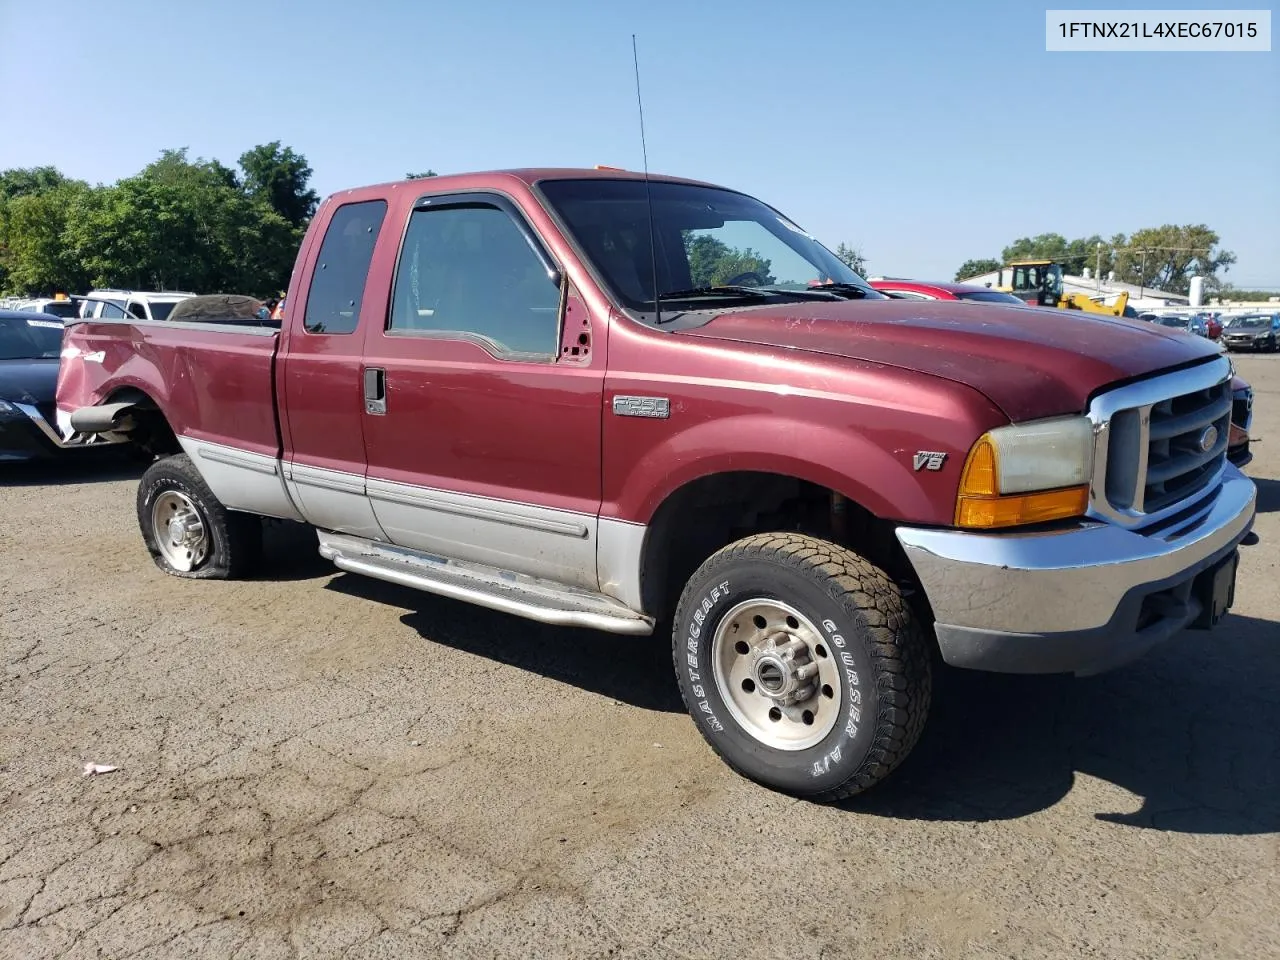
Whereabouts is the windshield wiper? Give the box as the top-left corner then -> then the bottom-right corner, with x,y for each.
655,285 -> 777,301
796,283 -> 874,299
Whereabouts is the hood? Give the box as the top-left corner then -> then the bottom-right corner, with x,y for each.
0,358 -> 58,405
675,300 -> 1223,421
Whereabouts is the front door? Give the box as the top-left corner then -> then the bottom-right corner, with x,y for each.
358,191 -> 604,589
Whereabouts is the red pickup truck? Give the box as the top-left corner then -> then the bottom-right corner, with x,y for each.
57,168 -> 1258,800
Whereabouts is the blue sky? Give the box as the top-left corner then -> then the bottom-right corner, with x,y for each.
2,0 -> 1276,286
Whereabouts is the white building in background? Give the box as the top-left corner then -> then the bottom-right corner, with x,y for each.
958,267 -> 1189,312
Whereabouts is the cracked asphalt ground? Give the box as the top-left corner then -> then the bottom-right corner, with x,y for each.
3,357 -> 1279,960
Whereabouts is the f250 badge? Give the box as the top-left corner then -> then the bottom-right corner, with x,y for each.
913,450 -> 948,471
612,395 -> 670,419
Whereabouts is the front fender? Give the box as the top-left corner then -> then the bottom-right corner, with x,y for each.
606,409 -> 993,528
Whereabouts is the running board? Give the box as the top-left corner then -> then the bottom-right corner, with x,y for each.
316,531 -> 655,636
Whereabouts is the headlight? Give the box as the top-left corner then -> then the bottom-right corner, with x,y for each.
955,416 -> 1094,529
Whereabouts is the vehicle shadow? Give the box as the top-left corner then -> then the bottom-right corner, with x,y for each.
325,572 -> 1277,833
0,451 -> 145,487
845,612 -> 1280,834
1251,476 -> 1279,514
323,573 -> 685,713
255,520 -> 336,582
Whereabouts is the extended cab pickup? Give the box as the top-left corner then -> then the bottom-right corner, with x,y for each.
57,168 -> 1258,799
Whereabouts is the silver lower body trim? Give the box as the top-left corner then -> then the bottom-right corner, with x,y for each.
317,530 -> 654,635
897,465 -> 1256,636
179,438 -> 305,522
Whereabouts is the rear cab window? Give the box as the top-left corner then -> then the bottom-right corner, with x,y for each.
303,200 -> 389,334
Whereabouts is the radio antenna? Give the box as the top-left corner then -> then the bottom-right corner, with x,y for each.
632,34 -> 663,325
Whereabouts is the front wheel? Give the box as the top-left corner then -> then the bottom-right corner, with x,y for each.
136,454 -> 262,579
672,532 -> 931,800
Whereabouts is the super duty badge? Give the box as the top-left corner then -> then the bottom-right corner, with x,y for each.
612,396 -> 670,419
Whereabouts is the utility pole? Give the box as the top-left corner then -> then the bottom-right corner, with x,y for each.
1096,242 -> 1102,295
1139,249 -> 1147,300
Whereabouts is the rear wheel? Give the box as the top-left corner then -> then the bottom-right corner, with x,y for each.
137,454 -> 262,579
672,532 -> 931,800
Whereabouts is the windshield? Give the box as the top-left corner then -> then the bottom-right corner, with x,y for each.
537,178 -> 881,315
957,290 -> 1025,304
1227,316 -> 1269,328
0,316 -> 63,360
149,301 -> 178,320
1155,316 -> 1189,327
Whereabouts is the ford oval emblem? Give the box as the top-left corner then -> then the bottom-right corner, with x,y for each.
1197,425 -> 1218,453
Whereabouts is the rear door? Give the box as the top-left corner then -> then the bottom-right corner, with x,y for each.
278,197 -> 390,539
357,190 -> 605,589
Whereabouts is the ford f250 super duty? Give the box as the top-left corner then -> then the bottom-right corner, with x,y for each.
57,168 -> 1258,800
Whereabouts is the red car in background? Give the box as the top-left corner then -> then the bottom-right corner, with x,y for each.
867,278 -> 1028,305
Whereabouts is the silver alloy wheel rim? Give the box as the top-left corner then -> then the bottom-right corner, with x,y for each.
711,598 -> 843,751
151,490 -> 209,572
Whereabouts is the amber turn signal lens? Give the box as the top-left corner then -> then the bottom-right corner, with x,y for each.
955,485 -> 1089,529
957,435 -> 999,498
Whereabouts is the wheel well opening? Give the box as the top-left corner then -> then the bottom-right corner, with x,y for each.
640,472 -> 925,625
104,388 -> 180,457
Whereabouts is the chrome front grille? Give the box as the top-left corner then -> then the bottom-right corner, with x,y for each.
1088,357 -> 1233,528
1141,381 -> 1231,511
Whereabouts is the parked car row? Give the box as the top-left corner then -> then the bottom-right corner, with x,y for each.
1,289 -> 197,322
1138,311 -> 1222,340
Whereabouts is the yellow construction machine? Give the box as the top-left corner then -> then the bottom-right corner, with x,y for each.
995,259 -> 1130,316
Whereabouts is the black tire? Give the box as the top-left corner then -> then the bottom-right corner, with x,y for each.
672,532 -> 931,801
136,453 -> 262,579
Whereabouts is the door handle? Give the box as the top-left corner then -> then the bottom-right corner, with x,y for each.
363,367 -> 386,415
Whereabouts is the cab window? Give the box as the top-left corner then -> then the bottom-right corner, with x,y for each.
303,199 -> 388,335
388,200 -> 561,358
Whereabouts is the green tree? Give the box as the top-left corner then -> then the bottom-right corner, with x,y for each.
683,233 -> 775,287
1215,286 -> 1280,302
954,258 -> 1001,281
3,182 -> 92,294
0,166 -> 87,293
0,166 -> 70,203
66,149 -> 300,296
834,242 -> 867,276
1112,225 -> 1236,295
239,141 -> 319,227
406,170 -> 438,179
1000,233 -> 1116,277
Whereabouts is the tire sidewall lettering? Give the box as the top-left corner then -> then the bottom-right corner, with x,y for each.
676,562 -> 878,789
683,579 -> 730,733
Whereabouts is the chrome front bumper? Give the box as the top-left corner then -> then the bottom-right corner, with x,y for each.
896,465 -> 1257,676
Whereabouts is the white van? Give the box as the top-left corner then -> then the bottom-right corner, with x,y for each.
79,289 -> 195,321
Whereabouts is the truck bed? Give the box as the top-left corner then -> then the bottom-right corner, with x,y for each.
56,317 -> 283,458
